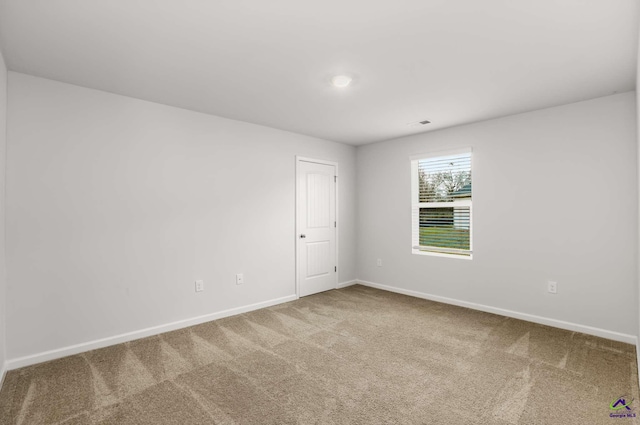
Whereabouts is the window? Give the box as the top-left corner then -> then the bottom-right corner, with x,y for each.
411,148 -> 472,258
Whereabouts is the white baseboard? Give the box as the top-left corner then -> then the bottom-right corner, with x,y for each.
636,337 -> 640,389
357,279 -> 636,344
5,281 -> 636,372
6,294 -> 297,371
337,280 -> 357,289
0,361 -> 6,391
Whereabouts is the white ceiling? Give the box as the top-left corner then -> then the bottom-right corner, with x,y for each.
0,0 -> 638,145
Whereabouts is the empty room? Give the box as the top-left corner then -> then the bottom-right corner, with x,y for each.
0,1 -> 639,424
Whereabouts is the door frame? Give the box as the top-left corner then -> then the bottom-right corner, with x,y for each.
295,156 -> 339,298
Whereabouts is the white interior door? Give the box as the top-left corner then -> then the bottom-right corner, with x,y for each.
297,160 -> 337,297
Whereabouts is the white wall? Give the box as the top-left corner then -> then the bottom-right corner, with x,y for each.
6,72 -> 356,361
357,93 -> 638,338
0,49 -> 7,380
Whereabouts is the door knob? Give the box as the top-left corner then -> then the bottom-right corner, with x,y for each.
300,234 -> 306,238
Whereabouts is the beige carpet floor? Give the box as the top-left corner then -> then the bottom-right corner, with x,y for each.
0,285 -> 638,425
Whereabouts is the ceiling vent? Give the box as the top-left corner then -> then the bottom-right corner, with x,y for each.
406,119 -> 432,128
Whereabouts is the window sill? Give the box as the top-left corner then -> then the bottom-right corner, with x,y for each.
411,249 -> 473,260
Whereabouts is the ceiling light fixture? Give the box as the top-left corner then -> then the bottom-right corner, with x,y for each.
331,75 -> 352,88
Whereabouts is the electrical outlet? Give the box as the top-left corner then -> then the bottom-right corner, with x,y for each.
236,273 -> 244,285
195,280 -> 204,292
547,281 -> 557,294
376,259 -> 382,267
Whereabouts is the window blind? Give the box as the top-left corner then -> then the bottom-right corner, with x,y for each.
411,150 -> 472,257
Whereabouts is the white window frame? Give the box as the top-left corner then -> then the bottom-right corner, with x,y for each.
410,147 -> 473,260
